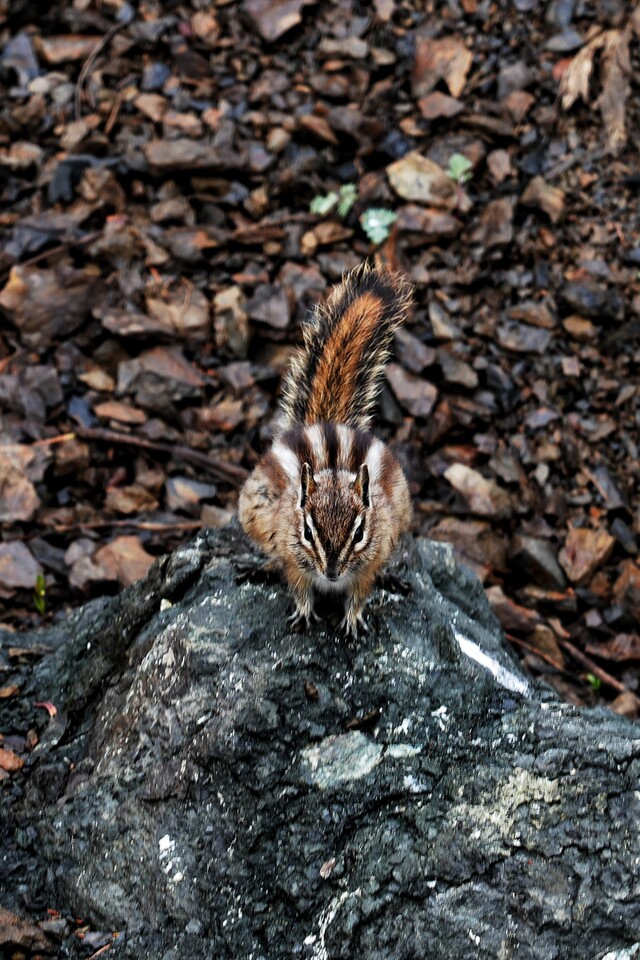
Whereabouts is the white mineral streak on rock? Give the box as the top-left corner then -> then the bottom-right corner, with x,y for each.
453,629 -> 530,695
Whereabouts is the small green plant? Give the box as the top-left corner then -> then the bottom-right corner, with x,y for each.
586,673 -> 602,693
33,573 -> 46,615
359,208 -> 397,245
310,182 -> 358,218
310,183 -> 396,246
447,153 -> 473,185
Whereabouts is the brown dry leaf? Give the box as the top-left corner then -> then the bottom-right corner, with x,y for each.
485,585 -> 540,632
94,401 -> 146,425
521,176 -> 565,224
104,484 -> 160,515
0,906 -> 53,953
610,691 -> 640,718
214,286 -> 250,359
385,363 -> 438,418
527,624 -> 565,670
429,518 -> 508,581
146,287 -> 210,341
0,747 -> 24,772
94,535 -> 154,587
37,35 -> 98,64
486,149 -> 513,183
0,445 -> 41,523
443,463 -> 512,519
0,264 -> 99,349
584,633 -> 640,662
558,527 -> 615,586
0,542 -> 41,591
387,153 -> 461,209
396,205 -> 461,241
597,27 -> 631,155
559,25 -> 632,155
612,560 -> 640,615
472,199 -> 514,248
417,92 -> 464,120
143,139 -> 245,173
135,93 -> 167,122
244,0 -> 316,41
413,35 -> 473,98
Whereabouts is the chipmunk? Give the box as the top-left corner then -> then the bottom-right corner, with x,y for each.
238,263 -> 413,637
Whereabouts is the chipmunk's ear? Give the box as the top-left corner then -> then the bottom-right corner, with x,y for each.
354,463 -> 370,508
300,461 -> 316,508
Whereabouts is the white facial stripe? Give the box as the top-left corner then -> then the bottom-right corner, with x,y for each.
272,440 -> 299,483
306,517 -> 326,566
366,439 -> 384,486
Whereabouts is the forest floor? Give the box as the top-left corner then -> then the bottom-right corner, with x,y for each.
3,0 -> 640,744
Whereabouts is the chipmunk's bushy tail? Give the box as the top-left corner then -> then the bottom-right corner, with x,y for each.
279,263 -> 413,432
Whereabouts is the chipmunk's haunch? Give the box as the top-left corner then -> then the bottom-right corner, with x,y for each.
238,263 -> 413,637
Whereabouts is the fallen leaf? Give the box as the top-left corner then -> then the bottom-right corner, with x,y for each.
0,264 -> 99,349
94,535 -> 155,587
584,634 -> 640,662
485,585 -> 540,632
387,152 -> 459,209
418,92 -> 464,120
37,34 -> 98,64
444,463 -> 512,518
558,527 -> 615,586
244,0 -> 316,42
413,35 -> 473,98
521,176 -> 565,223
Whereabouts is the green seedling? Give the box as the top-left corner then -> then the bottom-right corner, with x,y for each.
586,673 -> 602,693
33,572 -> 46,615
447,153 -> 473,185
310,182 -> 358,218
359,208 -> 397,245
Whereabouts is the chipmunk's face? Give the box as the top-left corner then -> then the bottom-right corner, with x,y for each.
298,461 -> 371,587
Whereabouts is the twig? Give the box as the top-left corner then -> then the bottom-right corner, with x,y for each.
75,23 -> 126,121
31,432 -> 77,447
506,634 -> 571,676
42,518 -> 203,533
85,943 -> 112,960
74,425 -> 249,486
559,639 -> 626,694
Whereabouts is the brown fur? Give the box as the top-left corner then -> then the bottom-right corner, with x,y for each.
237,264 -> 414,637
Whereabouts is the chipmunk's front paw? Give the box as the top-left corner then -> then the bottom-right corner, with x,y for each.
339,607 -> 369,639
288,600 -> 319,631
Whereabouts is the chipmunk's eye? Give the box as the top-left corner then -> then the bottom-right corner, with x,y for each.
304,520 -> 314,543
353,523 -> 364,545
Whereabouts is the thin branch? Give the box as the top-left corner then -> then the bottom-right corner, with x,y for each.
74,425 -> 249,486
75,22 -> 126,121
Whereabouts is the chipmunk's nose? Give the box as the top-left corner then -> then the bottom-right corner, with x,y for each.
325,564 -> 338,581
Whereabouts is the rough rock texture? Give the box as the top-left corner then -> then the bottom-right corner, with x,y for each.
2,527 -> 640,959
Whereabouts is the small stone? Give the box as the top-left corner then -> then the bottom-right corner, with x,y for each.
511,535 -> 566,590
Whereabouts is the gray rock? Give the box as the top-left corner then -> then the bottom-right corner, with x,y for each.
2,527 -> 639,959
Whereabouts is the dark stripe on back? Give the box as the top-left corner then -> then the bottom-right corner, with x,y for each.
348,429 -> 373,471
323,422 -> 339,469
282,427 -> 313,470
